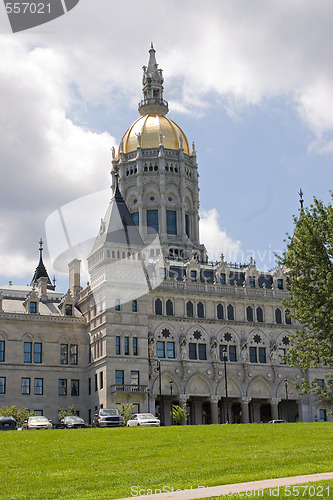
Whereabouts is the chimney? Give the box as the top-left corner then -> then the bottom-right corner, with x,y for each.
37,277 -> 48,302
69,259 -> 81,303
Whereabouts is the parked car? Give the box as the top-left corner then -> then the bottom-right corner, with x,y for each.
0,415 -> 17,430
268,420 -> 286,424
127,413 -> 160,427
56,416 -> 88,429
93,408 -> 125,428
22,416 -> 52,430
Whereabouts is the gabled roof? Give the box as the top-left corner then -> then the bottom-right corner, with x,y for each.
89,180 -> 144,256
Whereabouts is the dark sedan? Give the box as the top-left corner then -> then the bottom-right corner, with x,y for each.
0,416 -> 17,430
57,416 -> 88,429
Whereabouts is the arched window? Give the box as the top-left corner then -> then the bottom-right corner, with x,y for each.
246,306 -> 254,322
227,304 -> 234,321
155,299 -> 162,315
217,303 -> 224,320
166,299 -> 174,316
285,309 -> 292,325
275,308 -> 282,324
197,302 -> 204,318
256,307 -> 263,323
186,301 -> 193,318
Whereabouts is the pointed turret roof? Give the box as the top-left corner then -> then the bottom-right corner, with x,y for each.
89,175 -> 144,256
30,238 -> 55,290
138,43 -> 168,116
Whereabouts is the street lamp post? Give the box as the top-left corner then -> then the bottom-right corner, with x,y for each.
156,359 -> 164,426
222,347 -> 230,424
169,380 -> 173,425
284,378 -> 289,423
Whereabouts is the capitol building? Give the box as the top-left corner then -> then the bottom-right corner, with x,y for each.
0,46 -> 331,425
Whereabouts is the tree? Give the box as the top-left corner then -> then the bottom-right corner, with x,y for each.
120,402 -> 134,425
0,405 -> 35,425
280,194 -> 333,398
58,404 -> 77,420
171,404 -> 187,425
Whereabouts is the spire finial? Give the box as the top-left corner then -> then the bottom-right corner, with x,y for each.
150,41 -> 154,50
298,188 -> 304,211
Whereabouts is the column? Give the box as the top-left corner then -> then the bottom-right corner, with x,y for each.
179,395 -> 188,425
297,396 -> 310,422
164,399 -> 172,426
270,398 -> 281,421
252,401 -> 261,423
193,399 -> 203,425
241,398 -> 251,424
210,396 -> 219,424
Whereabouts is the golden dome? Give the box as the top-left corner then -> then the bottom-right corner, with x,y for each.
120,115 -> 190,156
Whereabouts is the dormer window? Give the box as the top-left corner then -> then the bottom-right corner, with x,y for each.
249,277 -> 255,288
65,304 -> 73,316
277,279 -> 283,290
220,273 -> 226,285
190,270 -> 197,282
29,302 -> 37,314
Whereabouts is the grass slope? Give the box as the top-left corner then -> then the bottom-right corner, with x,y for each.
0,423 -> 332,500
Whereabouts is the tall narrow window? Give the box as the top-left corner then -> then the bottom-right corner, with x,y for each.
130,371 -> 139,385
249,277 -> 255,288
34,343 -> 42,364
60,344 -> 68,364
147,209 -> 159,233
65,304 -> 73,316
227,304 -> 234,321
249,347 -> 257,363
167,342 -> 175,359
277,279 -> 283,290
58,379 -> 67,396
189,343 -> 197,360
0,377 -> 5,394
155,298 -> 162,315
115,370 -> 124,385
197,302 -> 204,318
99,371 -> 103,390
186,301 -> 193,318
198,344 -> 207,360
258,347 -> 266,363
256,307 -> 263,323
132,212 -> 139,227
220,273 -> 226,285
185,214 -> 190,237
166,210 -> 177,235
217,303 -> 224,320
133,337 -> 138,356
157,341 -> 165,358
88,377 -> 91,395
166,299 -> 174,316
71,379 -> 79,396
70,344 -> 78,365
94,374 -> 98,391
24,342 -> 32,363
190,270 -> 197,282
0,341 -> 5,362
132,300 -> 137,313
21,378 -> 31,394
115,299 -> 121,311
124,337 -> 129,355
285,309 -> 292,325
246,306 -> 254,322
34,378 -> 43,395
275,308 -> 282,324
116,336 -> 121,355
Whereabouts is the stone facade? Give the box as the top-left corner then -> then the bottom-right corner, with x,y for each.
0,46 -> 331,425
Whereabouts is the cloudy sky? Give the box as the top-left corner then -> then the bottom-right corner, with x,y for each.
0,0 -> 332,291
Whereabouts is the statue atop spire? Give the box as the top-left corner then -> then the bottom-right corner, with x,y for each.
138,43 -> 169,116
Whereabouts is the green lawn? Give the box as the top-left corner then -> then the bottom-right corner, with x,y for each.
0,423 -> 332,500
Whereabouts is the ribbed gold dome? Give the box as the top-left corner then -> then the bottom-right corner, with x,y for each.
120,115 -> 190,156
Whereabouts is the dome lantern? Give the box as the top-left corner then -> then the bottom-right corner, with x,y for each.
138,43 -> 169,116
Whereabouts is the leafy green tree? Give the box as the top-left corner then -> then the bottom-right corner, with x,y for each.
280,194 -> 333,398
58,404 -> 77,420
0,405 -> 35,425
171,404 -> 187,425
120,402 -> 134,424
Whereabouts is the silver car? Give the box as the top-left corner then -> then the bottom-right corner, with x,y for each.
127,413 -> 160,427
22,416 -> 52,429
93,408 -> 125,428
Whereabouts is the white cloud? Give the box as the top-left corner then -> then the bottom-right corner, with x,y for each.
200,209 -> 242,262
